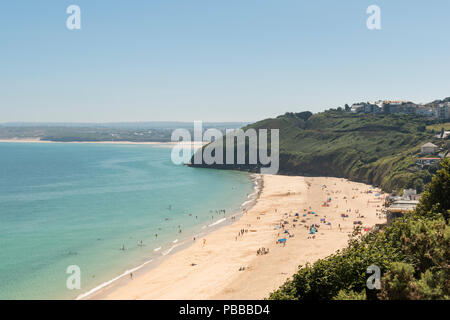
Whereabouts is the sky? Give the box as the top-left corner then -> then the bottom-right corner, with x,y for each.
0,0 -> 449,123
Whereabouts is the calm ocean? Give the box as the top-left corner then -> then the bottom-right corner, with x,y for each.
0,142 -> 254,299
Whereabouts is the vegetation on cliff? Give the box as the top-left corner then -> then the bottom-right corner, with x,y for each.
191,110 -> 448,192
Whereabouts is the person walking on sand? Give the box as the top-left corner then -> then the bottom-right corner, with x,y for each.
202,238 -> 206,247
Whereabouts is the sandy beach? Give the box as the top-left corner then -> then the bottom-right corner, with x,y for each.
0,139 -> 207,154
85,174 -> 386,300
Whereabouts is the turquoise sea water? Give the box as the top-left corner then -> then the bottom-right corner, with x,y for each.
0,142 -> 254,299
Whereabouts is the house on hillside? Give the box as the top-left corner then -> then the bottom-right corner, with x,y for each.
382,101 -> 404,114
398,103 -> 418,115
436,102 -> 450,120
387,200 -> 420,225
417,157 -> 441,166
350,102 -> 382,114
364,103 -> 382,114
416,106 -> 435,117
420,142 -> 438,155
386,188 -> 421,225
350,103 -> 365,113
403,189 -> 421,201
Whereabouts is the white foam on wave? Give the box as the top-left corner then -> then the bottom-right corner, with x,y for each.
208,218 -> 226,227
173,239 -> 178,243
241,200 -> 253,207
153,247 -> 161,252
162,244 -> 179,256
75,258 -> 153,300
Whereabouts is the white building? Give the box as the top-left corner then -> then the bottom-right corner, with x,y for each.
416,106 -> 435,117
436,102 -> 450,120
420,142 -> 438,155
350,103 -> 365,113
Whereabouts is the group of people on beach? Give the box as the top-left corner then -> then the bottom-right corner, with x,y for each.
256,247 -> 269,255
235,228 -> 249,241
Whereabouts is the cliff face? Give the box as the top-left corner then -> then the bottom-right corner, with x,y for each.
190,111 -> 440,192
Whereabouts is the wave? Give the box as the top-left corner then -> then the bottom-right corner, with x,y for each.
241,200 -> 253,207
75,259 -> 153,300
162,244 -> 179,256
208,218 -> 226,227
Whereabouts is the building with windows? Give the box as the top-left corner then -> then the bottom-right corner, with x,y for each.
436,102 -> 450,120
350,103 -> 365,113
416,106 -> 435,117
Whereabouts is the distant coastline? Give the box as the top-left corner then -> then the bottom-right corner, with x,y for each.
0,138 -> 207,147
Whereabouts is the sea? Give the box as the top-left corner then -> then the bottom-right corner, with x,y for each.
0,142 -> 256,299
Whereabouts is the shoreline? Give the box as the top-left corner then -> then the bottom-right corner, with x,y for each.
86,174 -> 386,300
76,174 -> 263,300
0,139 -> 206,147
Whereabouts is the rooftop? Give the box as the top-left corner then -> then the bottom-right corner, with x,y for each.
421,142 -> 438,148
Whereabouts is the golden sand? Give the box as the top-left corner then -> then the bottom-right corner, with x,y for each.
86,174 -> 385,300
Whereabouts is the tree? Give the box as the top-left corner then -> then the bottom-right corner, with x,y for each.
378,262 -> 415,300
379,218 -> 450,300
297,111 -> 313,121
416,158 -> 450,221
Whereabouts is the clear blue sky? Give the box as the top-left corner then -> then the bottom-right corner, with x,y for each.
1,0 -> 449,123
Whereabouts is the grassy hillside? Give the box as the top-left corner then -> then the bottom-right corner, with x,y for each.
191,110 -> 447,192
